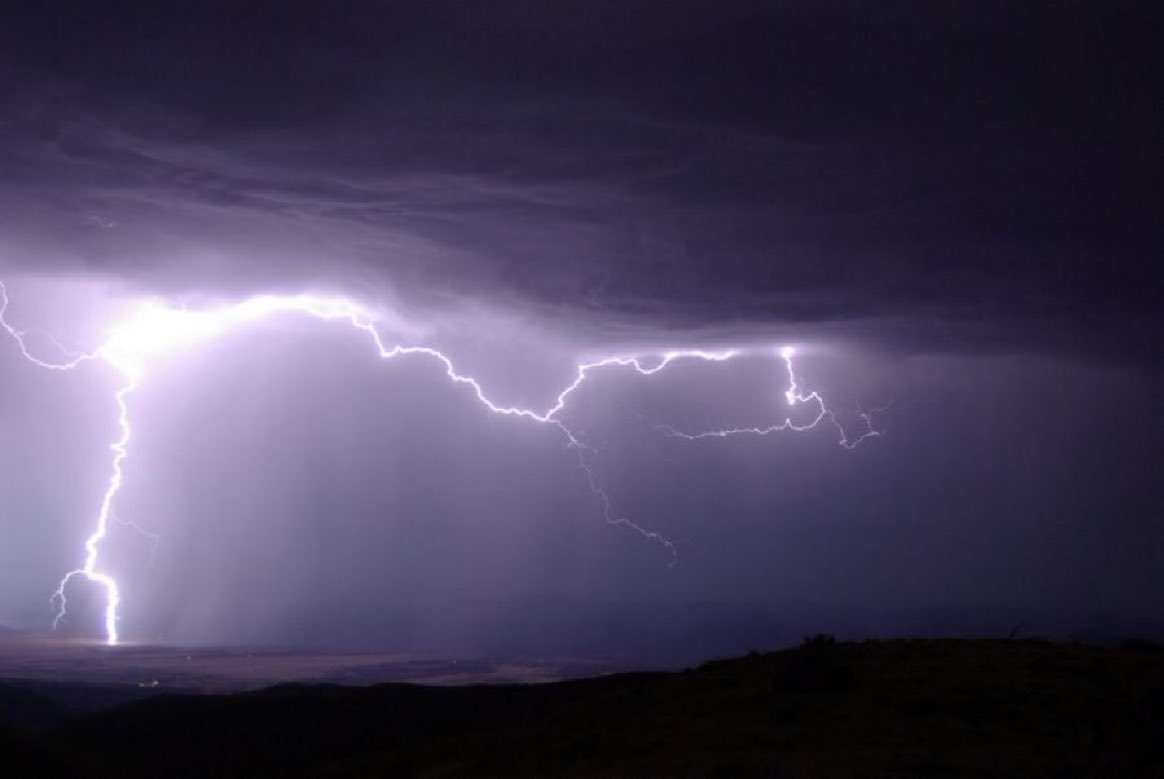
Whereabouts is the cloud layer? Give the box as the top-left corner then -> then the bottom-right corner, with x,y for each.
1,0 -> 1159,358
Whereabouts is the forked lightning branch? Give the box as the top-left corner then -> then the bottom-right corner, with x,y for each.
0,281 -> 880,646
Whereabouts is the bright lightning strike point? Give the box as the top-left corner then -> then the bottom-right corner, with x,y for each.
1,281 -> 881,646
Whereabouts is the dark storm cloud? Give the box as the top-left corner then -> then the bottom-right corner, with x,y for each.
1,0 -> 1160,358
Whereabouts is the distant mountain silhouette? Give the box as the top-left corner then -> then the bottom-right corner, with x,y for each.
0,638 -> 1160,776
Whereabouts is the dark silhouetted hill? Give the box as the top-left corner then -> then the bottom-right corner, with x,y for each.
1,638 -> 1162,776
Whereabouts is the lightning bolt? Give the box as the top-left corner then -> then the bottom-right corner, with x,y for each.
660,346 -> 886,449
0,284 -> 97,371
1,281 -> 880,646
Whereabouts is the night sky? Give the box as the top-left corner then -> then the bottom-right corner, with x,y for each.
1,1 -> 1161,661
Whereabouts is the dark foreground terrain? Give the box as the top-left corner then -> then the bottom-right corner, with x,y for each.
2,638 -> 1162,777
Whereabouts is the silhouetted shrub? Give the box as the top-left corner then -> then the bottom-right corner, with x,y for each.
800,633 -> 838,650
768,635 -> 855,693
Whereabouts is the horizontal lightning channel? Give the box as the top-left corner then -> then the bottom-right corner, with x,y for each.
659,347 -> 885,450
0,281 -> 879,645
